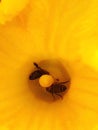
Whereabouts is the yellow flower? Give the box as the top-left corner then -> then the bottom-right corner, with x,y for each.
0,0 -> 98,130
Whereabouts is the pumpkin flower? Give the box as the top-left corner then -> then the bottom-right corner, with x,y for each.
0,0 -> 98,130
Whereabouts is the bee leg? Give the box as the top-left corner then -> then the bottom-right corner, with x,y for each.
33,62 -> 40,69
56,78 -> 59,81
65,80 -> 70,83
33,62 -> 49,74
59,80 -> 70,85
52,93 -> 55,100
55,93 -> 63,99
33,62 -> 43,70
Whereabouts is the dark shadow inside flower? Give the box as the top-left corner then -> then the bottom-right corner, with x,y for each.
28,59 -> 71,102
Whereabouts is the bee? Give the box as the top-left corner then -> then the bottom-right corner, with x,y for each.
29,62 -> 49,80
46,80 -> 69,99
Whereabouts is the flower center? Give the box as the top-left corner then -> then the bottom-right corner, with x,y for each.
28,59 -> 71,102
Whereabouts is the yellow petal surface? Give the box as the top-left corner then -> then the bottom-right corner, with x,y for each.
0,0 -> 29,24
0,0 -> 98,130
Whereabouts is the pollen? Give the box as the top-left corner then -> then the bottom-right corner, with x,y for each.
39,74 -> 54,88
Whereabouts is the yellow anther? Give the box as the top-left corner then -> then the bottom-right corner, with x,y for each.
39,74 -> 54,88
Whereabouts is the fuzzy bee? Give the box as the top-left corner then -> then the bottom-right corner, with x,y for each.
29,62 -> 69,99
46,80 -> 69,99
